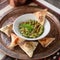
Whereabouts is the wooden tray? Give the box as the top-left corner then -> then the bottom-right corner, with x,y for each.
0,6 -> 60,59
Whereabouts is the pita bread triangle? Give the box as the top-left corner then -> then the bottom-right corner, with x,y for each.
9,33 -> 24,49
38,37 -> 55,47
8,33 -> 19,49
18,41 -> 38,57
34,9 -> 47,25
0,24 -> 12,37
9,33 -> 38,57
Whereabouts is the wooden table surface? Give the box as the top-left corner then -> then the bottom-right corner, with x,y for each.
45,0 -> 60,9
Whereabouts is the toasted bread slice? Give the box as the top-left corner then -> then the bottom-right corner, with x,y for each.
38,38 -> 55,47
0,24 -> 12,37
34,9 -> 47,25
18,41 -> 38,57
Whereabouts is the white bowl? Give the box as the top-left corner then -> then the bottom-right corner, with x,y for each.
13,13 -> 50,41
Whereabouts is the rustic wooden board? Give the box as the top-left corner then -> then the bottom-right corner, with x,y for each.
0,6 -> 60,59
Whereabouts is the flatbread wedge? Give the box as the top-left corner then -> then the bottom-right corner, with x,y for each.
38,38 -> 55,47
0,24 -> 12,37
9,33 -> 38,57
8,33 -> 19,49
18,41 -> 38,57
9,33 -> 24,49
34,9 -> 47,25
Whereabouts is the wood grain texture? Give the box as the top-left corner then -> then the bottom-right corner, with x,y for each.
0,0 -> 8,10
0,6 -> 60,59
45,0 -> 60,9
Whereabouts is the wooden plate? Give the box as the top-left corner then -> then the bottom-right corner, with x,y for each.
0,6 -> 60,59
